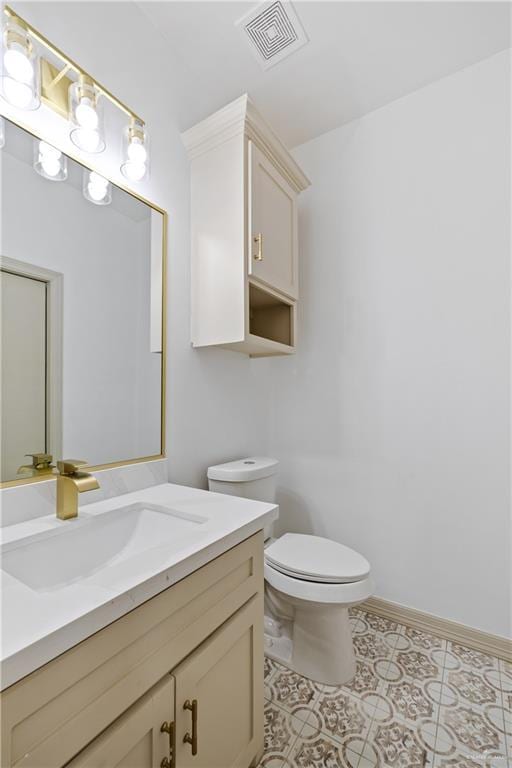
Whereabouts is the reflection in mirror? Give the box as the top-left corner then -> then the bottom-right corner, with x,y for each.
0,118 -> 164,483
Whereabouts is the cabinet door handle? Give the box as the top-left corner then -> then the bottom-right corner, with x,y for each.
253,233 -> 263,261
183,699 -> 198,755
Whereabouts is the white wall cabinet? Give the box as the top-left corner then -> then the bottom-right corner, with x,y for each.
0,534 -> 264,768
248,142 -> 299,301
182,94 -> 310,357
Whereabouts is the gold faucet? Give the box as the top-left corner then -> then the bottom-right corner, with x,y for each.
17,453 -> 56,476
56,460 -> 99,520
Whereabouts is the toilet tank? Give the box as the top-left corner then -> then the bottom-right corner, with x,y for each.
207,457 -> 278,502
208,458 -> 278,540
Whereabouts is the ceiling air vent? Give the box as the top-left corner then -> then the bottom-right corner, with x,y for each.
237,1 -> 308,71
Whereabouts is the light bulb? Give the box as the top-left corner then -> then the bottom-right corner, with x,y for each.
127,138 -> 147,164
68,79 -> 105,153
1,22 -> 39,110
121,119 -> 149,182
71,127 -> 102,153
75,97 -> 98,130
87,172 -> 108,201
2,77 -> 33,108
3,45 -> 34,82
34,140 -> 66,181
41,156 -> 61,177
83,170 -> 111,205
121,160 -> 146,182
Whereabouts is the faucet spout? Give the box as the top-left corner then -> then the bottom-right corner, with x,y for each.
56,460 -> 99,520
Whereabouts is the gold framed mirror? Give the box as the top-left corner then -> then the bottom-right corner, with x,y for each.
0,115 -> 167,487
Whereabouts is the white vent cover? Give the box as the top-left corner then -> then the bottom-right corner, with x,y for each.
237,1 -> 308,70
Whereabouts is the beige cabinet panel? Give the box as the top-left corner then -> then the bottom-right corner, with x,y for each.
249,141 -> 298,300
66,676 -> 174,768
173,595 -> 264,768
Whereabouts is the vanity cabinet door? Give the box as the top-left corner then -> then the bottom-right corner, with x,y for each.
66,677 -> 174,768
173,595 -> 263,768
248,141 -> 299,300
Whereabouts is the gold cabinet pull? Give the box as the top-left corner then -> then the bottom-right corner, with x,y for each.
160,721 -> 173,735
160,759 -> 170,768
183,699 -> 198,755
253,233 -> 263,261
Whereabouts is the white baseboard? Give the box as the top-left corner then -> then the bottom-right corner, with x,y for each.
362,597 -> 511,663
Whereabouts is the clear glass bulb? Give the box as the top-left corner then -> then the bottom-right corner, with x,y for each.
41,156 -> 61,177
127,138 -> 147,164
69,79 -> 105,153
2,77 -> 32,108
72,127 -> 102,153
0,23 -> 39,110
33,140 -> 67,181
122,161 -> 146,182
3,45 -> 34,82
88,172 -> 108,201
75,97 -> 99,130
121,120 -> 149,182
83,169 -> 111,205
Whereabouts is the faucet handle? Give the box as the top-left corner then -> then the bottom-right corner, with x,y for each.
57,459 -> 89,476
25,453 -> 54,470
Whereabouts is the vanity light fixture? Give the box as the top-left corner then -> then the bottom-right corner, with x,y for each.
0,18 -> 39,110
2,5 -> 150,181
83,169 -> 111,205
33,138 -> 67,181
121,118 -> 149,182
69,74 -> 105,154
0,115 -> 5,148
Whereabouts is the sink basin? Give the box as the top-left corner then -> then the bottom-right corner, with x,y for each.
1,503 -> 207,591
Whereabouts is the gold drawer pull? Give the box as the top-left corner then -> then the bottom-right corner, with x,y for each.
183,698 -> 198,755
253,233 -> 263,261
160,721 -> 173,735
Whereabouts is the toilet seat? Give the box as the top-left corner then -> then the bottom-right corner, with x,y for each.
265,561 -> 374,605
265,533 -> 370,584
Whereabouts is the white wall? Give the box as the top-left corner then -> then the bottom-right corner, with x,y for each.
263,51 -> 511,638
4,1 -> 267,488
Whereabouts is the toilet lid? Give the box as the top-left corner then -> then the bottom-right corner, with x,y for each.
264,533 -> 370,584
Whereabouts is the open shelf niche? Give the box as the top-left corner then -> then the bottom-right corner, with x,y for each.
249,282 -> 295,348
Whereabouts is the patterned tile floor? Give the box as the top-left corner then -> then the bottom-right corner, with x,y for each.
260,607 -> 511,768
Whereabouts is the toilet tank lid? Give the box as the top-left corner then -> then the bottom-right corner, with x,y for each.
207,457 -> 278,482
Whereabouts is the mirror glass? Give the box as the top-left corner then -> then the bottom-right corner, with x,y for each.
0,118 -> 164,483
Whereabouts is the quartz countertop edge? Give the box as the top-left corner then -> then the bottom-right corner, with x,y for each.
0,482 -> 278,691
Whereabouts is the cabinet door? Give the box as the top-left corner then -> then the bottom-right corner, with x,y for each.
66,677 -> 174,768
249,141 -> 298,300
173,595 -> 263,768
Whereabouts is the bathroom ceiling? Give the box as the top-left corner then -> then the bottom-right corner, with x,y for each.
137,1 -> 510,147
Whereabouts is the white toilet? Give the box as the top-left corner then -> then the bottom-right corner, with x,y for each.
207,457 -> 374,685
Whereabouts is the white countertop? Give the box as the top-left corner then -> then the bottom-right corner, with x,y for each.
0,482 -> 278,691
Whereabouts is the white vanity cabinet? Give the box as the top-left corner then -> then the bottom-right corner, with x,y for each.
182,94 -> 310,357
0,533 -> 264,768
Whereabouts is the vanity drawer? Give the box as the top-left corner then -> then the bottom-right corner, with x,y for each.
1,532 -> 263,768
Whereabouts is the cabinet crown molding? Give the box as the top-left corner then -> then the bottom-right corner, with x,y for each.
181,93 -> 310,194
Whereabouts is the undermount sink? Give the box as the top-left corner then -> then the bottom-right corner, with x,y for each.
1,503 -> 208,592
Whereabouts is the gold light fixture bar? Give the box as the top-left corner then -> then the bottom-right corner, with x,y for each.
3,5 -> 144,125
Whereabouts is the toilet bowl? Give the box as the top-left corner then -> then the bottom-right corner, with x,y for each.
207,457 -> 374,685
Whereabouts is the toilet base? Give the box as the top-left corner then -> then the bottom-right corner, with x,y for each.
264,590 -> 357,686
